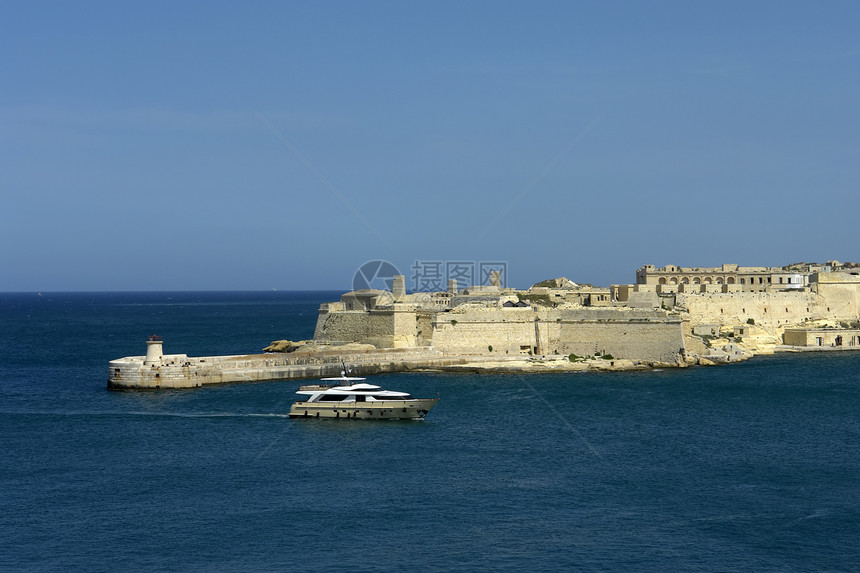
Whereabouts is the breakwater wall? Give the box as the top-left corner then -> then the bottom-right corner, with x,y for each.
108,346 -> 447,390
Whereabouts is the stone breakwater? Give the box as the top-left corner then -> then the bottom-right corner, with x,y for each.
108,342 -> 860,390
108,347 -> 449,390
107,344 -> 704,390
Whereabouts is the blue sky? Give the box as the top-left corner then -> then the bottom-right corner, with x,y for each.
2,1 -> 858,291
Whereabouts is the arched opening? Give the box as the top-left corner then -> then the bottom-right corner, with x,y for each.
658,277 -> 667,285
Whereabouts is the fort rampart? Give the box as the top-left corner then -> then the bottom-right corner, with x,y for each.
428,307 -> 684,363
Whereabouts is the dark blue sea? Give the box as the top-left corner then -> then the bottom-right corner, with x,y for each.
1,292 -> 858,572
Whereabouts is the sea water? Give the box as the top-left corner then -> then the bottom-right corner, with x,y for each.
1,292 -> 858,572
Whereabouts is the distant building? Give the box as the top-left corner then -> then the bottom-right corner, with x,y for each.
634,263 -> 838,293
783,328 -> 860,348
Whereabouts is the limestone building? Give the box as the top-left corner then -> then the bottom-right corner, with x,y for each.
635,262 -> 844,292
783,328 -> 860,348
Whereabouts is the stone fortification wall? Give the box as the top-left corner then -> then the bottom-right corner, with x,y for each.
312,304 -> 337,339
545,319 -> 685,363
392,306 -> 419,348
538,308 -> 684,362
416,312 -> 434,346
314,309 -> 396,348
811,273 -> 860,318
677,290 -> 835,329
546,308 -> 671,321
430,308 -> 537,355
427,306 -> 684,362
313,302 -> 686,363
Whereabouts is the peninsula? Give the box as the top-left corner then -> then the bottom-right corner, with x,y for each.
108,261 -> 860,389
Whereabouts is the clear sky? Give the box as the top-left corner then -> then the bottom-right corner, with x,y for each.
2,1 -> 858,292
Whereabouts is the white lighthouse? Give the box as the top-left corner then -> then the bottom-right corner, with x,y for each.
144,335 -> 164,366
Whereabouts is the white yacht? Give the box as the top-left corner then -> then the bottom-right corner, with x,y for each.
289,372 -> 438,420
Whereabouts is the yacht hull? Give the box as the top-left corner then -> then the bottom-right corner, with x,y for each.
289,398 -> 439,419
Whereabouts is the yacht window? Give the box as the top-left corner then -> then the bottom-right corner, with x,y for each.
319,394 -> 347,402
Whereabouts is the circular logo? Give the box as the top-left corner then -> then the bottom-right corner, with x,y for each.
352,260 -> 401,292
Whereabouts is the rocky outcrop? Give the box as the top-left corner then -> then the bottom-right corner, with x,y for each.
530,277 -> 579,289
263,340 -> 377,354
263,340 -> 309,353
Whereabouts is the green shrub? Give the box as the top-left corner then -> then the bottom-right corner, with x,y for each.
516,293 -> 552,306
